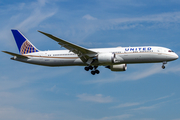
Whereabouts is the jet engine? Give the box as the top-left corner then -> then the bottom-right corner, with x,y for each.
98,53 -> 123,64
106,64 -> 127,71
98,53 -> 115,64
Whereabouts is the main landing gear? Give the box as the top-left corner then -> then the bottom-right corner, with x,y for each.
84,66 -> 100,75
162,61 -> 167,69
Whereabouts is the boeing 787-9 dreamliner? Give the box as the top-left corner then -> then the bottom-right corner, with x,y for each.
2,30 -> 179,75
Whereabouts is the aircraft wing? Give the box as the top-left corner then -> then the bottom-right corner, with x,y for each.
38,31 -> 97,64
2,51 -> 28,58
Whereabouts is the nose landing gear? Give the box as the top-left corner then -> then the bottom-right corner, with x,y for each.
162,61 -> 167,69
162,65 -> 165,69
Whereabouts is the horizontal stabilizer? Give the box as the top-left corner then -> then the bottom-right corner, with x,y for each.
2,51 -> 28,58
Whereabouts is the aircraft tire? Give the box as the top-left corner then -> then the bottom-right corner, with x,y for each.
84,67 -> 89,71
162,65 -> 165,69
89,66 -> 93,70
95,70 -> 100,74
91,71 -> 95,75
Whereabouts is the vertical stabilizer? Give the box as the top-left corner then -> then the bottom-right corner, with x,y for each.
11,29 -> 39,54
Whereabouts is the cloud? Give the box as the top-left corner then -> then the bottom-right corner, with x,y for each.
47,85 -> 57,92
77,93 -> 113,103
0,65 -> 73,91
8,1 -> 55,25
16,9 -> 56,32
51,11 -> 180,42
162,64 -> 180,73
0,107 -> 54,120
0,0 -> 57,47
2,1 -> 180,46
82,14 -> 97,20
92,114 -> 133,120
84,64 -> 161,84
112,102 -> 141,109
75,11 -> 180,39
130,98 -> 171,111
78,11 -> 180,39
0,90 -> 36,106
112,93 -> 174,110
132,105 -> 156,111
0,75 -> 29,91
154,93 -> 175,101
38,0 -> 48,6
15,0 -> 57,32
125,64 -> 162,80
108,12 -> 180,25
84,63 -> 180,84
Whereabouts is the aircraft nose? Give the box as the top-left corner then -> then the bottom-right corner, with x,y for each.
173,53 -> 179,60
175,53 -> 179,60
167,53 -> 179,61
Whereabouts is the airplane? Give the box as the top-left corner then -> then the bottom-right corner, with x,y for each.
2,29 -> 179,75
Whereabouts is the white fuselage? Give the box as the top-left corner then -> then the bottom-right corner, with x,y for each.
13,46 -> 178,67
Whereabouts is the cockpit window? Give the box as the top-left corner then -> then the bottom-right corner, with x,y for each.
168,50 -> 174,52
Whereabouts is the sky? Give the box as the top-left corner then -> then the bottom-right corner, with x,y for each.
1,0 -> 180,120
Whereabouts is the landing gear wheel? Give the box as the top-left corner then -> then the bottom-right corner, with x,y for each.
89,66 -> 93,70
162,65 -> 165,69
95,70 -> 100,74
85,65 -> 100,75
91,71 -> 95,75
84,67 -> 89,71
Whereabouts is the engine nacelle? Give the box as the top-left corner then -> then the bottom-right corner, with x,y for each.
107,64 -> 127,71
98,53 -> 115,64
98,53 -> 124,64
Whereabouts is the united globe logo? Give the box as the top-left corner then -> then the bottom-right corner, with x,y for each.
20,40 -> 38,54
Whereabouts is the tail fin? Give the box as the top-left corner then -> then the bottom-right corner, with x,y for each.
11,29 -> 39,54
